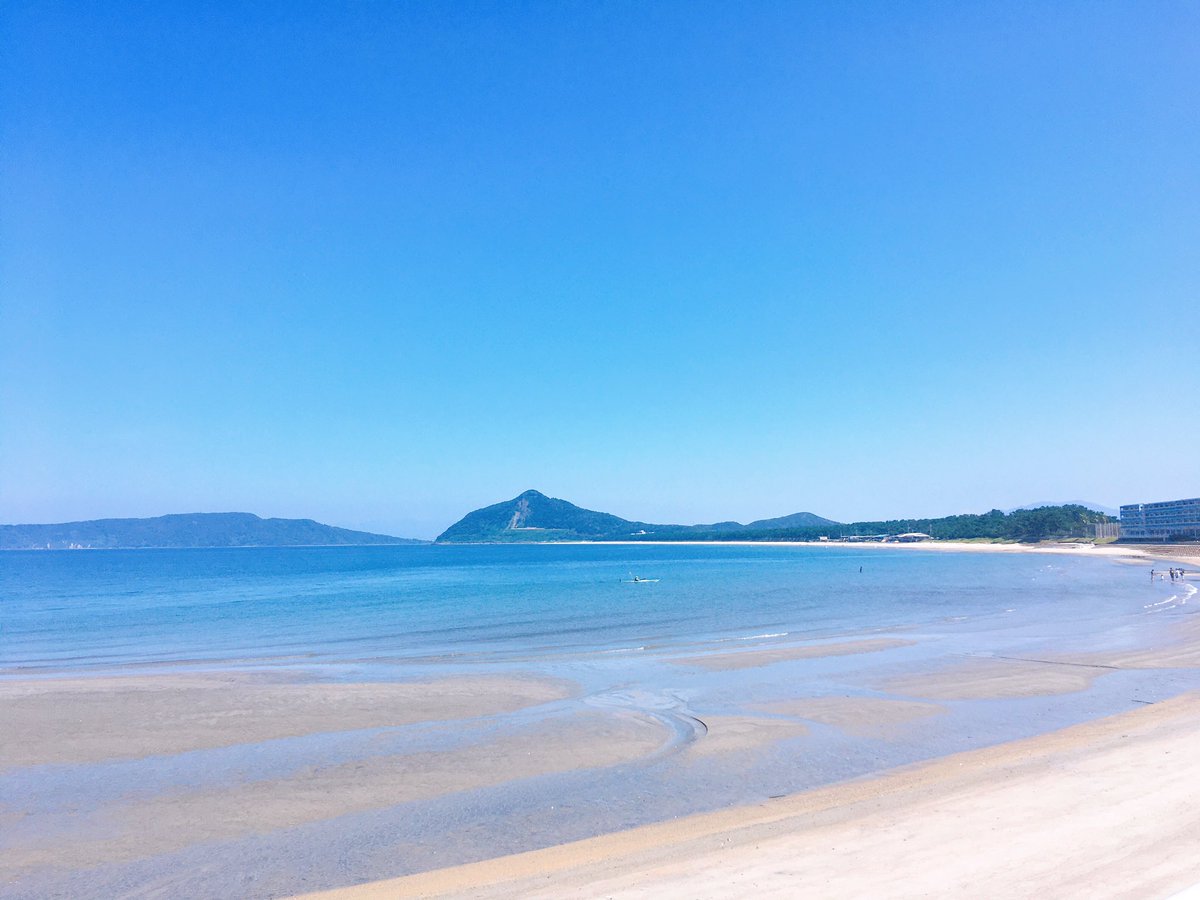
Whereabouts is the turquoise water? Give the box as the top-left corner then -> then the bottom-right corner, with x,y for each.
0,543 -> 1181,674
3,545 -> 1196,899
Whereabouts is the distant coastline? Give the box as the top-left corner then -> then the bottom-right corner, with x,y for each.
434,489 -> 1121,545
0,512 -> 426,550
11,490 -> 1193,550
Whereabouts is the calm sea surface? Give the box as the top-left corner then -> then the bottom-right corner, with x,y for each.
1,543 -> 1187,675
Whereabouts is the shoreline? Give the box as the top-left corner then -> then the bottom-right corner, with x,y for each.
297,692 -> 1200,899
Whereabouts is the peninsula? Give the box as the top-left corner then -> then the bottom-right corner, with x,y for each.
0,512 -> 424,550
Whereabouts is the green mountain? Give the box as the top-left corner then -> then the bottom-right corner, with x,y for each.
746,511 -> 842,530
435,490 -> 839,543
0,512 -> 425,550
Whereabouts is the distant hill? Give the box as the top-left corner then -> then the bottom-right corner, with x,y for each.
746,511 -> 841,530
436,490 -> 839,543
0,512 -> 425,550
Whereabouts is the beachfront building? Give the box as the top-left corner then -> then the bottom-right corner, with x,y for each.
1119,497 -> 1200,541
888,532 -> 933,543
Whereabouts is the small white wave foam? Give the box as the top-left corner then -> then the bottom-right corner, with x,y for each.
739,632 -> 789,640
1145,585 -> 1194,612
1145,596 -> 1178,610
715,631 -> 789,643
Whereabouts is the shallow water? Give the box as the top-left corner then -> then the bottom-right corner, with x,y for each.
2,545 -> 1197,898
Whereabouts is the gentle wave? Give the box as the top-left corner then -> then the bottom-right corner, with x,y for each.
1145,584 -> 1196,611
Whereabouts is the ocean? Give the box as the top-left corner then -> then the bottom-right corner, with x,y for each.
4,543 -> 1186,673
2,544 -> 1197,898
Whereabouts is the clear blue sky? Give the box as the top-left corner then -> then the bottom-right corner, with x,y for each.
2,2 -> 1197,538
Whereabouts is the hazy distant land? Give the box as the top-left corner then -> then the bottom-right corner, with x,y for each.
0,512 -> 425,550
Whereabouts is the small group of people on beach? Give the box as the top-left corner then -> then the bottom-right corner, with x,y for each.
1152,567 -> 1189,582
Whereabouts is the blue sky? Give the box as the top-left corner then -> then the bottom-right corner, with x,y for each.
2,1 -> 1198,538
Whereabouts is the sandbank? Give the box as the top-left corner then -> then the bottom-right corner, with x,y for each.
0,672 -> 575,768
682,715 -> 809,757
757,695 -> 944,737
670,637 -> 914,671
297,692 -> 1200,900
881,656 -> 1104,700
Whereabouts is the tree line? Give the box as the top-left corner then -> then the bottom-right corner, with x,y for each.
630,505 -> 1113,544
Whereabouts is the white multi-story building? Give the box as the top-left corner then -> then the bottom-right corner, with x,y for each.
1119,497 -> 1200,541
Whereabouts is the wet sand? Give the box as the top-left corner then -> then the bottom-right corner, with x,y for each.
682,716 -> 809,757
298,692 -> 1200,900
0,670 -> 679,888
881,657 -> 1105,700
3,710 -> 669,876
862,608 -> 1200,704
